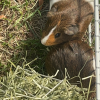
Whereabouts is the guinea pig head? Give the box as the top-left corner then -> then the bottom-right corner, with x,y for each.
41,0 -> 94,46
41,1 -> 79,46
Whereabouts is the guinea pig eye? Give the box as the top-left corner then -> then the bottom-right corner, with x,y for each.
55,33 -> 61,38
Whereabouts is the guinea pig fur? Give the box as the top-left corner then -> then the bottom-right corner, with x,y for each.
45,40 -> 95,98
41,0 -> 94,46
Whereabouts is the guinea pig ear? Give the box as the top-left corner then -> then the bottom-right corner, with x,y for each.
50,5 -> 58,12
64,25 -> 79,35
47,5 -> 58,17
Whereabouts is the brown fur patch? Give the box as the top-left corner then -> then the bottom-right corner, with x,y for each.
57,20 -> 61,26
45,34 -> 56,46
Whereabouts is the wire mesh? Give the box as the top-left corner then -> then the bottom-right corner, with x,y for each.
94,0 -> 100,100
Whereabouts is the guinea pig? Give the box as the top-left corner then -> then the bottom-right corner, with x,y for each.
41,0 -> 94,46
45,40 -> 95,99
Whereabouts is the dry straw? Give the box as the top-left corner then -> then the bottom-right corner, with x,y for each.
0,59 -> 95,100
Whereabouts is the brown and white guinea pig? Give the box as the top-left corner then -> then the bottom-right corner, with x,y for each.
45,40 -> 95,99
41,0 -> 94,46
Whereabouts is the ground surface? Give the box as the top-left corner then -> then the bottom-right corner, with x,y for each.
0,0 -> 49,75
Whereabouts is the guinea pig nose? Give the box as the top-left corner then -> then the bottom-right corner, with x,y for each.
55,33 -> 61,38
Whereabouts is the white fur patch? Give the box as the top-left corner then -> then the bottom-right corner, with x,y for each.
49,0 -> 61,10
85,0 -> 94,10
41,25 -> 57,45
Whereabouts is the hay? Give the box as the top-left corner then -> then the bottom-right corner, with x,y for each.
0,60 -> 89,100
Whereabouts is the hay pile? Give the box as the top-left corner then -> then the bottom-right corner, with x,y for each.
0,61 -> 89,100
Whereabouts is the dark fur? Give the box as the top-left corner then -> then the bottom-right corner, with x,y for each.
42,0 -> 95,98
46,40 -> 95,99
